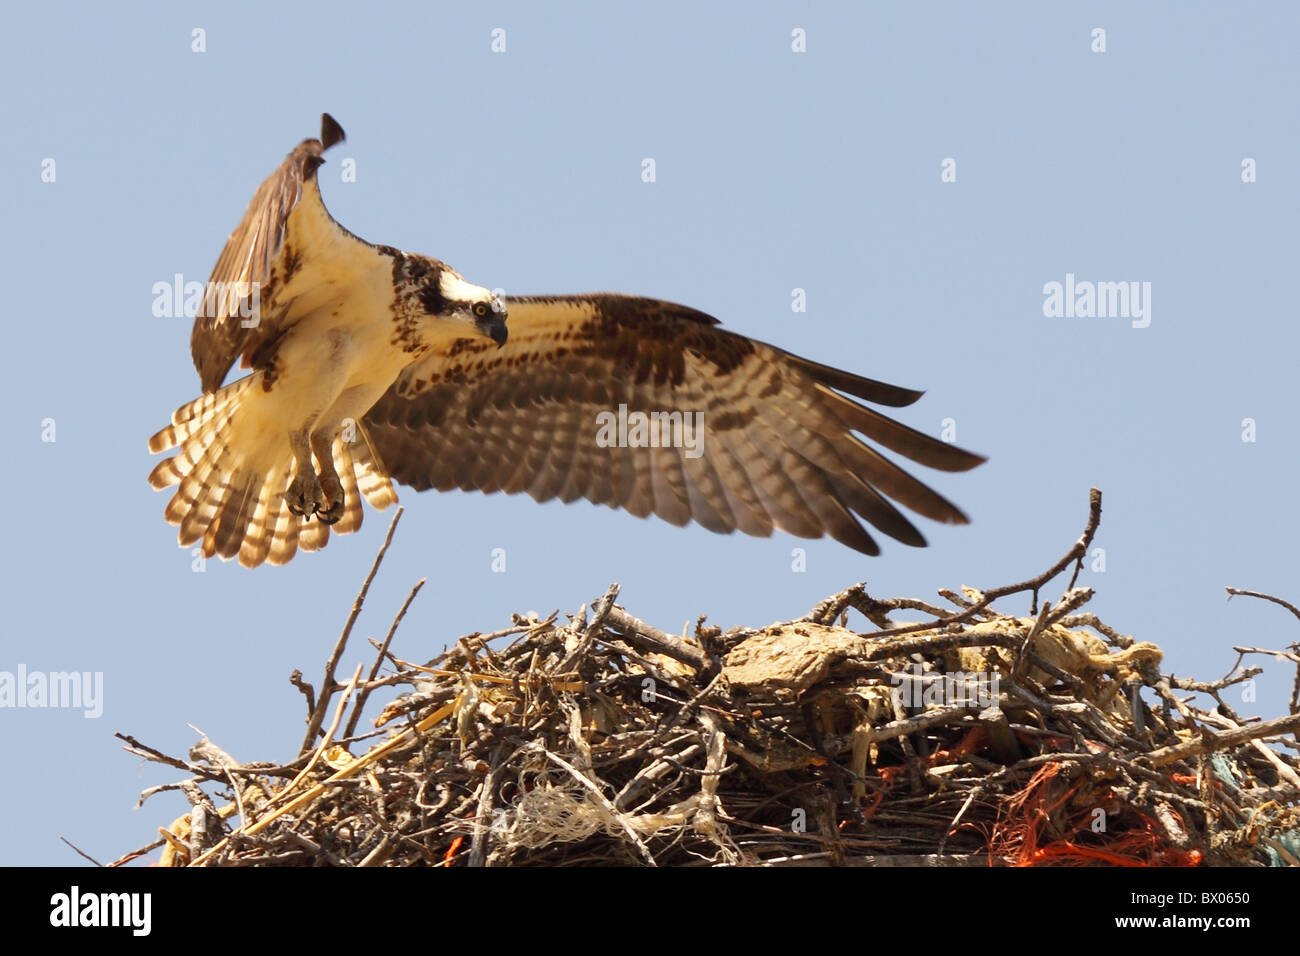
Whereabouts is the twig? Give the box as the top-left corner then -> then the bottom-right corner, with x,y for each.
604,605 -> 705,670
469,745 -> 505,867
556,584 -> 621,674
1142,713 -> 1300,768
1225,586 -> 1300,624
60,837 -> 103,867
345,577 -> 425,739
300,508 -> 404,753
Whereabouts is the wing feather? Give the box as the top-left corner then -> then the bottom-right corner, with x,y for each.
189,113 -> 364,392
360,293 -> 983,556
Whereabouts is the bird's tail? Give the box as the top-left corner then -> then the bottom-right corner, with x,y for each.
147,375 -> 398,567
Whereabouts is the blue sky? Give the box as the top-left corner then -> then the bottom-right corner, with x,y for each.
2,2 -> 1298,865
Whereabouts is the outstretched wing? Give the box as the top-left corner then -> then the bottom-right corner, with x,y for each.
362,294 -> 984,555
190,113 -> 370,392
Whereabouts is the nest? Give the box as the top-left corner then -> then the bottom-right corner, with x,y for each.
112,491 -> 1300,867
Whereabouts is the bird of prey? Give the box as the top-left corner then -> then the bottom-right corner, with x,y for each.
148,114 -> 984,567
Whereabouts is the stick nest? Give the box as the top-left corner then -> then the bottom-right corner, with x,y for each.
115,492 -> 1300,867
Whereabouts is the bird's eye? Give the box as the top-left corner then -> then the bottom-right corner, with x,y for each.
473,302 -> 490,317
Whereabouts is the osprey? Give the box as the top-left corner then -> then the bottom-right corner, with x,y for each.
148,114 -> 984,567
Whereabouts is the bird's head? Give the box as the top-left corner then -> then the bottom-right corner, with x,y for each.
390,250 -> 508,349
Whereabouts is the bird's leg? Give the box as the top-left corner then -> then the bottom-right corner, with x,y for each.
286,428 -> 324,518
310,428 -> 345,525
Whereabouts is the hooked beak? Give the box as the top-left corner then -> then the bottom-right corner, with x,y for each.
477,309 -> 508,348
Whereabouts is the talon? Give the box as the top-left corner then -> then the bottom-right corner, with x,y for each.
287,473 -> 324,518
318,476 -> 345,525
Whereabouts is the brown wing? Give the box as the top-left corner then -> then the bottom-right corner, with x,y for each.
190,113 -> 351,393
361,294 -> 984,555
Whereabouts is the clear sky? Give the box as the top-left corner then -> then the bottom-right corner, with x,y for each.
1,2 -> 1297,865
